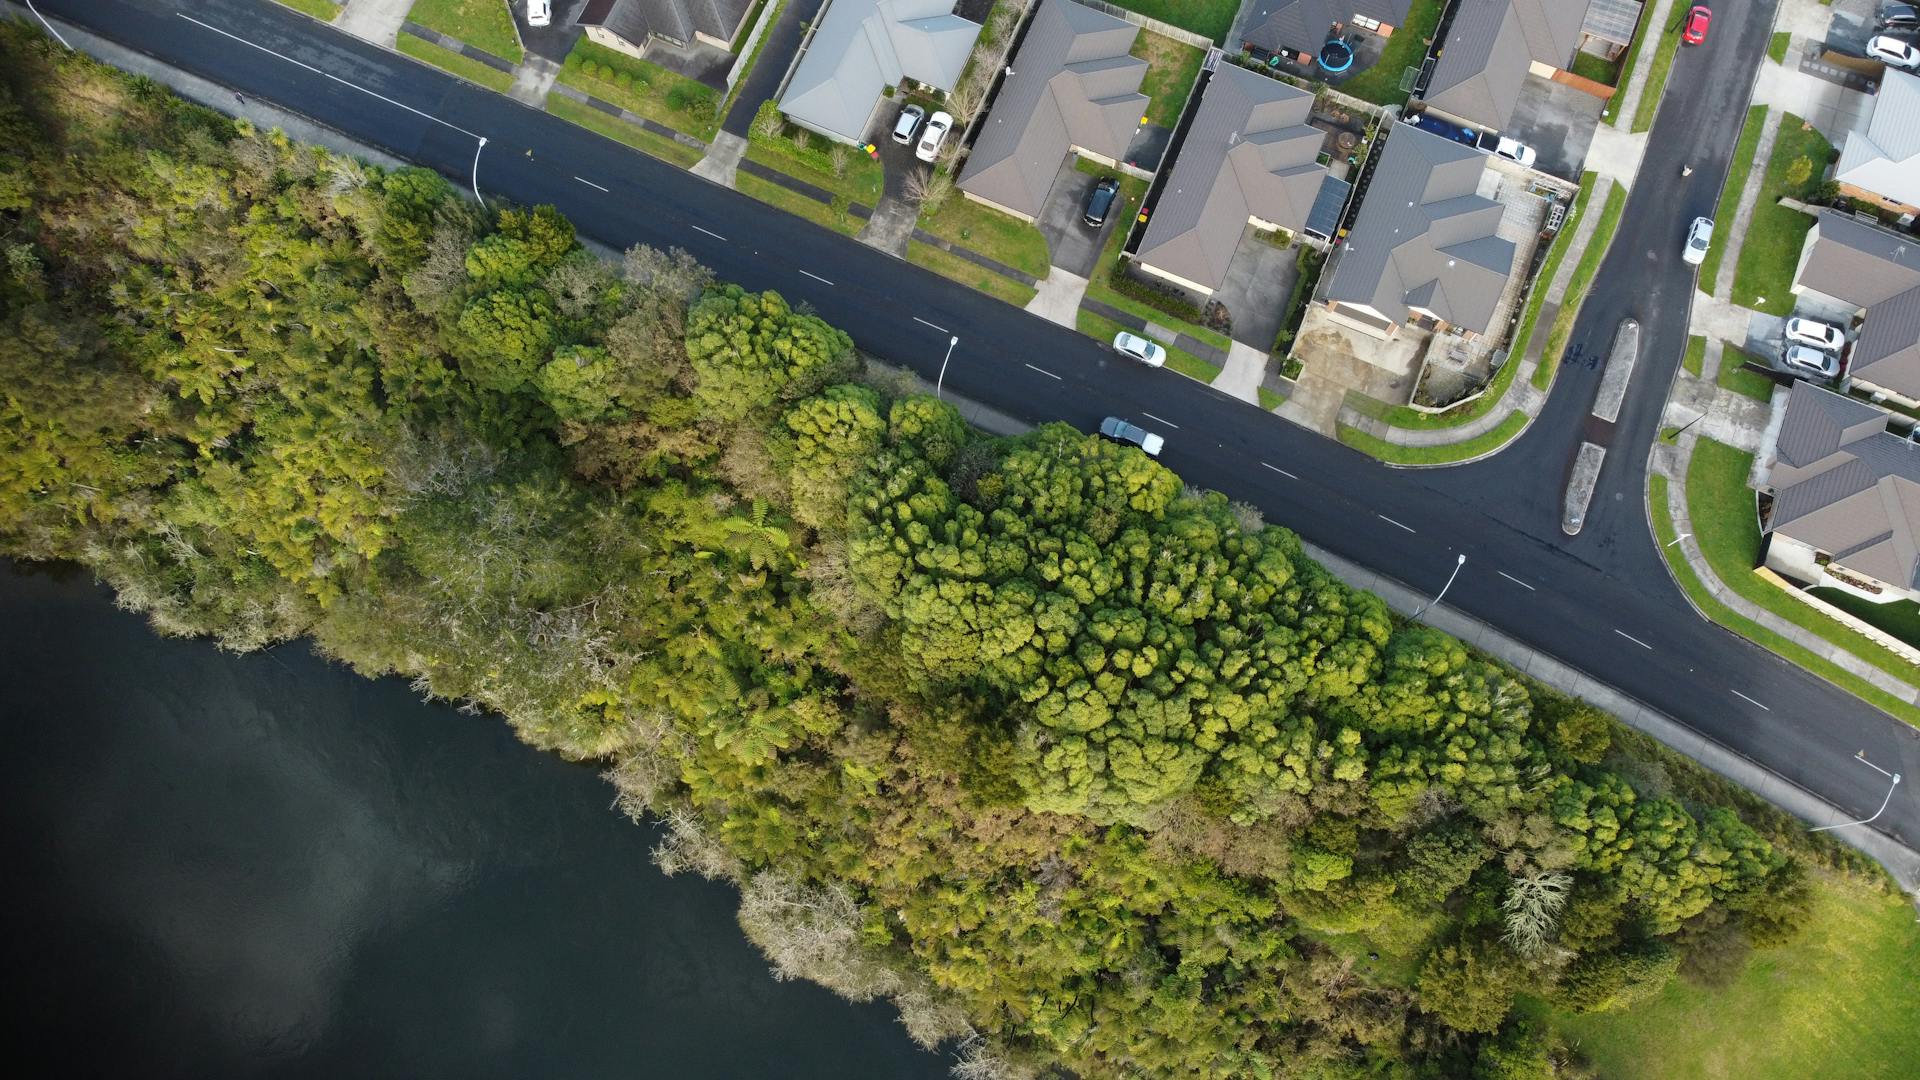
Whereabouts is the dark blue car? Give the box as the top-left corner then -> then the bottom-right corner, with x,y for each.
1406,112 -> 1478,147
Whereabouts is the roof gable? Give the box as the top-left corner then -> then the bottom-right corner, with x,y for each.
1836,70 -> 1920,210
1769,385 -> 1920,589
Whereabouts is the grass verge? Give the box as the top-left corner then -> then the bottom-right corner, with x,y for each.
1338,0 -> 1445,106
1700,105 -> 1768,294
1532,179 -> 1627,390
907,241 -> 1038,307
271,0 -> 340,19
1132,31 -> 1206,128
406,0 -> 522,63
918,188 -> 1050,280
396,35 -> 514,93
1732,113 -> 1835,314
1717,345 -> 1777,402
1076,309 -> 1220,383
560,40 -> 721,142
1545,870 -> 1920,1080
1337,411 -> 1528,465
1631,14 -> 1686,133
1682,334 -> 1706,377
1258,387 -> 1286,410
547,96 -> 704,169
737,173 -> 861,236
1768,31 -> 1792,64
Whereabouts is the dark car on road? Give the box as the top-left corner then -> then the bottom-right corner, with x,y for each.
1083,177 -> 1120,227
1407,112 -> 1477,147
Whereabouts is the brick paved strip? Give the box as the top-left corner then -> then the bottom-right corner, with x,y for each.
399,22 -> 515,74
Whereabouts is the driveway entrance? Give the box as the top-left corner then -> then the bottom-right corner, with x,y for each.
1034,156 -> 1123,276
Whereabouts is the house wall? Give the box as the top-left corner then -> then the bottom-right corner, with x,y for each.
1137,260 -> 1216,297
696,31 -> 734,50
585,25 -> 650,61
1326,301 -> 1397,337
961,189 -> 1037,223
1850,375 -> 1920,411
1837,182 -> 1920,220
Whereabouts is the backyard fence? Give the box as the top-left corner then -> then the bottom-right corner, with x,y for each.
724,0 -> 785,93
1066,0 -> 1213,50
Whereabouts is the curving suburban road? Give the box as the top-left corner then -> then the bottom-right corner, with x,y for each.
30,0 -> 1920,852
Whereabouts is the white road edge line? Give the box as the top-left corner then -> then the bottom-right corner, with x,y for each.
691,224 -> 727,241
1614,629 -> 1654,650
1023,363 -> 1061,380
1377,514 -> 1416,534
574,176 -> 609,192
912,316 -> 949,334
1261,462 -> 1297,479
1731,689 -> 1771,711
798,269 -> 834,285
1142,412 -> 1179,429
175,13 -> 482,139
1497,570 -> 1535,591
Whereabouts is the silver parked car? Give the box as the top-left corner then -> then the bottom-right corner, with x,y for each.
1782,344 -> 1841,380
891,104 -> 925,145
1682,216 -> 1713,266
1111,330 -> 1167,367
1783,316 -> 1846,352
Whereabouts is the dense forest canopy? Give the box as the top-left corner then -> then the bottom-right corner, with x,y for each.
0,28 -> 1870,1079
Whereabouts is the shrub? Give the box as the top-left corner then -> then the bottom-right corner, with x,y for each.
1106,263 -> 1206,324
1417,936 -> 1523,1033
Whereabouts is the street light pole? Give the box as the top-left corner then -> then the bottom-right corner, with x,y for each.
935,335 -> 958,399
1411,554 -> 1466,620
24,0 -> 72,48
471,137 -> 489,211
1812,752 -> 1903,832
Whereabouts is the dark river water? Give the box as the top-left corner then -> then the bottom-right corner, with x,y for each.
0,561 -> 950,1079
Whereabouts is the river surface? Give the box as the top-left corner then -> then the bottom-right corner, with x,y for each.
0,561 -> 949,1078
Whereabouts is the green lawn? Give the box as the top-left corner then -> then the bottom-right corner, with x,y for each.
1809,588 -> 1920,648
736,173 -> 861,235
1732,114 -> 1835,314
1769,31 -> 1792,64
1700,106 -> 1768,294
1338,0 -> 1445,107
1717,345 -> 1777,402
1338,411 -> 1528,465
1648,473 -> 1920,727
1075,309 -> 1220,383
1630,11 -> 1687,133
918,189 -> 1051,280
406,0 -> 523,62
271,0 -> 340,19
1258,387 -> 1286,410
560,40 -> 721,141
1102,0 -> 1237,42
907,241 -> 1038,307
547,96 -> 704,169
1132,31 -> 1206,128
396,34 -> 515,92
1570,49 -> 1621,86
1548,871 -> 1920,1080
1533,179 -> 1627,390
1682,334 -> 1706,377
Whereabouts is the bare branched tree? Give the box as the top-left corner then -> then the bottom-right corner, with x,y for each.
950,1033 -> 1042,1080
753,104 -> 784,141
1502,869 -> 1572,956
650,808 -> 742,880
906,168 -> 954,213
829,143 -> 852,178
737,871 -> 903,1001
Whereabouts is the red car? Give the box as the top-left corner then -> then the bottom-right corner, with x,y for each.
1682,5 -> 1711,45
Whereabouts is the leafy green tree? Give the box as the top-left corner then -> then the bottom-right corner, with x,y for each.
457,288 -> 558,393
1417,936 -> 1523,1033
1549,939 -> 1678,1013
685,286 -> 855,422
781,385 -> 886,530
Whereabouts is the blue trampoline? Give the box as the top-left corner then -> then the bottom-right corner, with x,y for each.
1318,37 -> 1354,73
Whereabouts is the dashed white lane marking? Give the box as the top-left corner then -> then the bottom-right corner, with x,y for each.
912,316 -> 948,334
1377,514 -> 1416,534
1497,570 -> 1535,591
176,13 -> 482,139
574,176 -> 609,192
1261,462 -> 1297,479
1142,412 -> 1179,428
798,269 -> 834,285
1731,690 -> 1771,711
1023,363 -> 1061,380
691,224 -> 727,241
1614,629 -> 1654,650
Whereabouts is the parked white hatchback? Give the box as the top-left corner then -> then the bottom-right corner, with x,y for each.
527,0 -> 551,28
1111,330 -> 1167,367
1783,316 -> 1846,352
1682,216 -> 1713,266
1867,34 -> 1920,69
915,111 -> 953,163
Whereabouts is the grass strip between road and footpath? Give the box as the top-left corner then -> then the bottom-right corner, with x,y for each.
1075,309 -> 1221,384
560,40 -> 721,143
736,172 -> 861,236
906,241 -> 1038,308
406,0 -> 522,64
1630,9 -> 1687,133
1531,179 -> 1627,391
1768,31 -> 1792,64
396,34 -> 514,93
1682,333 -> 1706,377
270,0 -> 341,20
1717,345 -> 1777,402
1258,387 -> 1285,410
546,96 -> 704,169
1541,868 -> 1920,1080
1699,105 -> 1768,294
1651,445 -> 1920,726
1131,31 -> 1206,129
1337,411 -> 1528,466
1337,0 -> 1444,106
1732,114 -> 1835,315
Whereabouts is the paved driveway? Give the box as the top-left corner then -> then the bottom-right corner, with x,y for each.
1502,74 -> 1603,182
518,0 -> 585,64
1034,157 -> 1120,275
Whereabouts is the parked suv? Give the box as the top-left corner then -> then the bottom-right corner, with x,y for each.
1783,317 -> 1846,352
1083,177 -> 1120,227
1782,344 -> 1841,380
1099,416 -> 1164,457
1868,35 -> 1920,69
891,104 -> 925,146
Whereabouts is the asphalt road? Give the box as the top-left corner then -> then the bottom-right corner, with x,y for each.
33,0 -> 1920,850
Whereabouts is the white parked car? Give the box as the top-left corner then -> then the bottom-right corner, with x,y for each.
1867,34 -> 1920,69
527,0 -> 551,28
1487,135 -> 1537,168
915,111 -> 953,163
1682,216 -> 1713,266
1111,330 -> 1167,368
1782,344 -> 1841,379
1783,316 -> 1846,352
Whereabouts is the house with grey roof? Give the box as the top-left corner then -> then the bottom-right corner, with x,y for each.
1791,209 -> 1920,405
1835,69 -> 1920,217
1762,384 -> 1920,607
1241,2 -> 1413,62
777,0 -> 982,146
1133,64 -> 1342,295
577,0 -> 756,54
1319,122 -> 1516,338
956,0 -> 1148,223
1419,0 -> 1592,132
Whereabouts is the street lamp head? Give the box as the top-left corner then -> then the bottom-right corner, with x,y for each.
949,335 -> 959,346
1455,553 -> 1466,564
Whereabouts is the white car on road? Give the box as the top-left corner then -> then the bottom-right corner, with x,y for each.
915,111 -> 953,163
1111,331 -> 1167,367
1682,216 -> 1713,266
1867,34 -> 1920,69
1783,316 -> 1846,352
